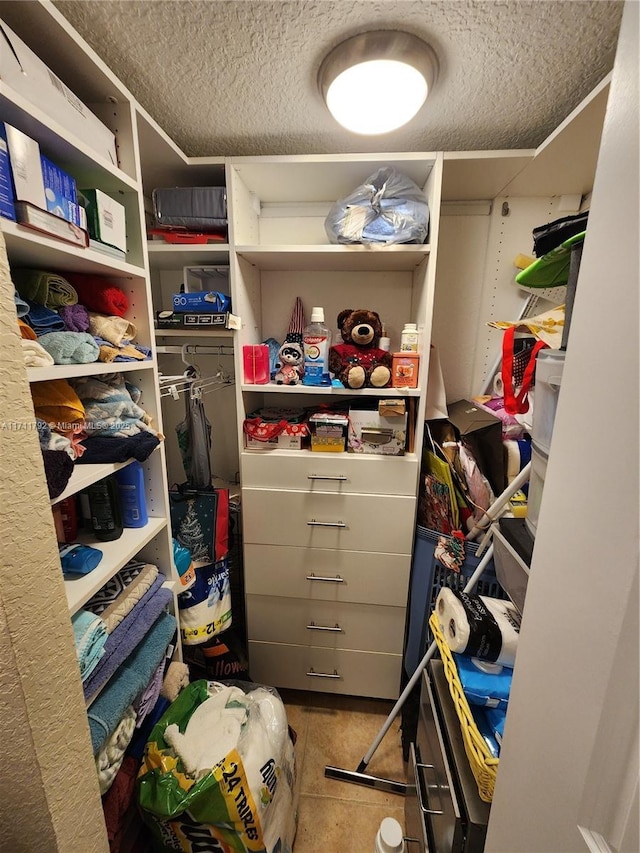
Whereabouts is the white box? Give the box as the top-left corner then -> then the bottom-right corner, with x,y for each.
348,406 -> 408,456
0,20 -> 118,166
82,188 -> 127,252
4,123 -> 46,208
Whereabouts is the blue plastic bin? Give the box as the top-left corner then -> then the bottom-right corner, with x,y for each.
404,526 -> 506,677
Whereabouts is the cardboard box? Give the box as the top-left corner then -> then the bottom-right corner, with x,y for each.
348,403 -> 408,455
445,399 -> 507,495
4,123 -> 46,208
81,188 -> 127,252
155,310 -> 240,330
0,21 -> 118,166
245,430 -> 305,451
391,352 -> 420,388
309,413 -> 349,452
40,155 -> 81,226
0,124 -> 15,220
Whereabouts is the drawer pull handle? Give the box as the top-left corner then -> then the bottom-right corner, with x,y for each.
415,762 -> 445,816
307,622 -> 343,633
307,474 -> 348,481
306,573 -> 344,583
307,519 -> 346,528
306,668 -> 341,679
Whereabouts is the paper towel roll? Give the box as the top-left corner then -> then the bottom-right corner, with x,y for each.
435,588 -> 521,667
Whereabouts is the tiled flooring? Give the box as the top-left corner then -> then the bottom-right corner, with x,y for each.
279,689 -> 408,853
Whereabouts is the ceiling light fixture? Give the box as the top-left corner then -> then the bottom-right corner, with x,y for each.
318,31 -> 438,136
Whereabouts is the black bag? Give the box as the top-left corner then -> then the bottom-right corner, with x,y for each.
532,211 -> 588,257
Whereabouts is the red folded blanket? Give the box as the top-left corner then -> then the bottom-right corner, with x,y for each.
65,273 -> 129,318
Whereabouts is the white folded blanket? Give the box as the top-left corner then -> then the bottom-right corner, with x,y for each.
21,338 -> 55,367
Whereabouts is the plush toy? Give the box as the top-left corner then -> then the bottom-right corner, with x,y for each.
275,340 -> 304,385
329,308 -> 392,389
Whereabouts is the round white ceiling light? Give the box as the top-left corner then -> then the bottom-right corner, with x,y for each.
318,31 -> 438,135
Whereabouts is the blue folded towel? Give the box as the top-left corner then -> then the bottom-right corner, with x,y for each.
71,609 -> 108,683
14,289 -> 29,318
83,575 -> 171,701
87,610 -> 176,754
38,331 -> 100,364
24,301 -> 65,336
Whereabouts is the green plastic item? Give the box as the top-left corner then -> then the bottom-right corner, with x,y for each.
515,231 -> 586,289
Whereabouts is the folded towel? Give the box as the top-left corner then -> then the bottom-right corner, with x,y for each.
14,289 -> 29,318
126,697 -> 170,761
38,331 -> 100,365
95,706 -> 137,795
21,339 -> 55,368
24,301 -> 65,336
160,660 -> 190,703
88,313 -> 136,347
87,609 -> 176,754
52,423 -> 87,460
59,303 -> 90,333
70,374 -> 154,437
65,273 -> 129,317
46,431 -> 75,460
133,658 -> 166,727
18,319 -> 37,340
76,432 -> 161,464
72,609 -> 109,683
83,577 -> 171,702
36,419 -> 51,450
12,268 -> 78,308
101,754 -> 141,852
84,561 -> 159,633
41,448 -> 74,499
31,379 -> 85,428
97,340 -> 151,362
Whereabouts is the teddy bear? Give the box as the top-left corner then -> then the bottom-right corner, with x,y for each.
274,340 -> 304,385
329,308 -> 392,389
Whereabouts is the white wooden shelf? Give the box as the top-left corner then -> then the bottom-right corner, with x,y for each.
147,242 -> 230,269
154,328 -> 234,339
241,383 -> 421,396
0,83 -> 137,193
65,515 -> 168,615
27,358 -> 155,383
1,219 -> 146,278
51,460 -> 134,506
235,244 -> 430,272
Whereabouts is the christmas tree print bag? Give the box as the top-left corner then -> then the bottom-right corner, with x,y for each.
169,486 -> 229,565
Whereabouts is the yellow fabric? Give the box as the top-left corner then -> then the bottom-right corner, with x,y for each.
31,379 -> 85,427
18,319 -> 37,340
488,305 -> 565,349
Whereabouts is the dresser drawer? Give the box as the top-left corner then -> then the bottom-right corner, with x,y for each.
248,641 -> 402,699
246,594 -> 406,653
244,544 -> 411,606
243,488 -> 416,553
241,451 -> 418,495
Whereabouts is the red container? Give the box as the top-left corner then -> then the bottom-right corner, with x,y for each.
243,344 -> 270,384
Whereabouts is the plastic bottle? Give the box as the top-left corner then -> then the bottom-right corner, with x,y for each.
115,461 -> 148,528
302,306 -> 332,386
379,327 -> 391,352
400,323 -> 419,352
374,817 -> 405,853
85,475 -> 123,542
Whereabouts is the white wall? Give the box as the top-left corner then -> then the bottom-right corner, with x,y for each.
486,2 -> 639,850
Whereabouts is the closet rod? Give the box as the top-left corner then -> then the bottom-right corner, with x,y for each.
156,344 -> 235,356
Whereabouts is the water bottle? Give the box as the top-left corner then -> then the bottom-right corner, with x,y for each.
302,306 -> 332,386
374,817 -> 405,853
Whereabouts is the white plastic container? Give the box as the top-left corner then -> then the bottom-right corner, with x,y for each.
532,349 -> 565,454
374,817 -> 405,853
400,323 -> 419,352
526,442 -> 548,536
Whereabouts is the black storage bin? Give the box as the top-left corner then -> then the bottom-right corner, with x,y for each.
152,186 -> 227,231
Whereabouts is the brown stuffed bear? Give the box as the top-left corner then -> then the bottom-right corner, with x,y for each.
329,308 -> 392,389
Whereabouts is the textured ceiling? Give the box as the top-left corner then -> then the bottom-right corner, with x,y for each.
52,0 -> 624,158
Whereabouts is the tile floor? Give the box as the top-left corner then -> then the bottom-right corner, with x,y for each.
279,689 -> 408,853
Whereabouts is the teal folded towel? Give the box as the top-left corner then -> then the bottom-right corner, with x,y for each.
87,610 -> 176,754
38,331 -> 100,364
72,609 -> 108,683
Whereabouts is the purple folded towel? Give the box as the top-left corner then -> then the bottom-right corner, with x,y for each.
59,303 -> 90,333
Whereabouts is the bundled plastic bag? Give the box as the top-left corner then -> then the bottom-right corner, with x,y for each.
138,680 -> 296,853
325,166 -> 429,245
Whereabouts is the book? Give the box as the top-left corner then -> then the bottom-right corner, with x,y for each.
89,238 -> 127,261
15,201 -> 89,248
